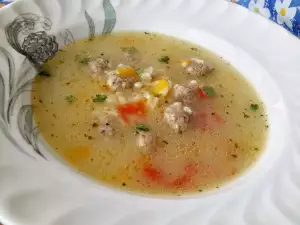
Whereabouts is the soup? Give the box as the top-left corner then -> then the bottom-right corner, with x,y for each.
31,32 -> 268,195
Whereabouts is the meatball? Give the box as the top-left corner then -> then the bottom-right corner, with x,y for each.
136,131 -> 156,152
164,102 -> 190,133
182,58 -> 213,76
106,72 -> 137,91
173,80 -> 199,104
188,80 -> 199,90
173,85 -> 194,105
88,57 -> 111,75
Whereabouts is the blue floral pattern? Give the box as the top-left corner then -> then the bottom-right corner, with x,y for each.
0,0 -> 12,7
229,0 -> 300,37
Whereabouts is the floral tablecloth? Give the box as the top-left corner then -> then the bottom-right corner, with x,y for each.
228,0 -> 300,37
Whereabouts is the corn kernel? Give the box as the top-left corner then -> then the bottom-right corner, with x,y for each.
116,66 -> 138,77
151,79 -> 169,96
181,60 -> 192,68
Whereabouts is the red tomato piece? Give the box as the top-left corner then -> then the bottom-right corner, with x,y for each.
198,88 -> 207,98
117,101 -> 146,123
143,165 -> 162,181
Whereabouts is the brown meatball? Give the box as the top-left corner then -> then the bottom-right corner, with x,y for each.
164,102 -> 190,133
183,58 -> 214,76
106,72 -> 137,91
173,80 -> 199,104
89,57 -> 111,75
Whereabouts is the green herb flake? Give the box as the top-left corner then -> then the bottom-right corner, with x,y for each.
202,86 -> 216,97
136,124 -> 151,132
136,68 -> 144,75
75,55 -> 91,65
65,95 -> 76,104
158,56 -> 170,64
92,94 -> 107,102
250,104 -> 259,111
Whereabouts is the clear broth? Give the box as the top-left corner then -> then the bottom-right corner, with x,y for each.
32,32 -> 268,195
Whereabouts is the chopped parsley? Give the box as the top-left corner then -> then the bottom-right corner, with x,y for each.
65,95 -> 76,104
202,86 -> 216,97
136,124 -> 151,132
75,55 -> 91,64
136,68 -> 144,75
158,56 -> 170,64
79,57 -> 90,64
250,103 -> 259,111
92,94 -> 107,102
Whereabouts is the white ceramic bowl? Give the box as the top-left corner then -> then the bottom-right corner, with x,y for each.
0,0 -> 300,224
